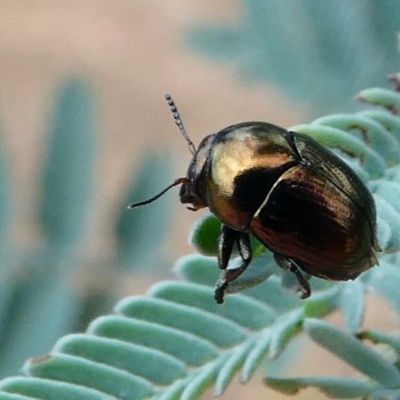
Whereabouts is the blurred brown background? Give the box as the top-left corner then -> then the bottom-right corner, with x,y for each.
0,0 -> 302,253
0,1 -> 396,399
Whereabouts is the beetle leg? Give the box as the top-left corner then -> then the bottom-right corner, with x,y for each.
217,225 -> 237,270
215,225 -> 237,304
273,253 -> 311,299
215,228 -> 252,304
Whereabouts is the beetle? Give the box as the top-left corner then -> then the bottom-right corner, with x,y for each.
129,94 -> 381,304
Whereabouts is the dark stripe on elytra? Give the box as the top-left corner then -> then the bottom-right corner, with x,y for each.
232,163 -> 297,214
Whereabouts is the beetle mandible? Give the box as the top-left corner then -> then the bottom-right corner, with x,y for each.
129,94 -> 381,304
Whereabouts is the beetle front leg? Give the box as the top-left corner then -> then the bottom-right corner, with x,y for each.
274,253 -> 311,299
215,226 -> 252,304
217,225 -> 237,270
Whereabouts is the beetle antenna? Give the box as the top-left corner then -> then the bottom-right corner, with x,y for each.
127,177 -> 187,209
164,93 -> 196,155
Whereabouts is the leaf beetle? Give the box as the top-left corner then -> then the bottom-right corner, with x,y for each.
129,94 -> 381,304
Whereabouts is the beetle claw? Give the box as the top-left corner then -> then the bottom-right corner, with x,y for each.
274,253 -> 312,299
299,282 -> 311,299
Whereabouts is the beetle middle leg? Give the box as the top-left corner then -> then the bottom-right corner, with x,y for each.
214,226 -> 252,304
274,253 -> 311,299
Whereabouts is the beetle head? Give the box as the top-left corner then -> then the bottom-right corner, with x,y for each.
179,134 -> 215,210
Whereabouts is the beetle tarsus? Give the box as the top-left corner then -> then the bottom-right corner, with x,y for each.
298,279 -> 311,299
215,229 -> 253,304
274,253 -> 311,299
214,280 -> 228,304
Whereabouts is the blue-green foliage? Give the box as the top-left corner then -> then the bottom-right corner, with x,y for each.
39,80 -> 96,249
0,79 -> 175,379
0,81 -> 399,399
0,79 -> 98,378
188,0 -> 400,114
0,120 -> 14,340
0,3 -> 400,398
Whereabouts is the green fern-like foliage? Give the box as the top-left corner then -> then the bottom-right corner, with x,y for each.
0,78 -> 400,399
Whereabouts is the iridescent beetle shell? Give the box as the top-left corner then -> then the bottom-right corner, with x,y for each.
129,95 -> 380,304
180,122 -> 380,303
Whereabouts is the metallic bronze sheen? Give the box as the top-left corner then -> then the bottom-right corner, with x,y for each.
206,123 -> 298,231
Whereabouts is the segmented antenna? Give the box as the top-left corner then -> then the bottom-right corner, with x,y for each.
128,177 -> 187,209
164,93 -> 196,155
